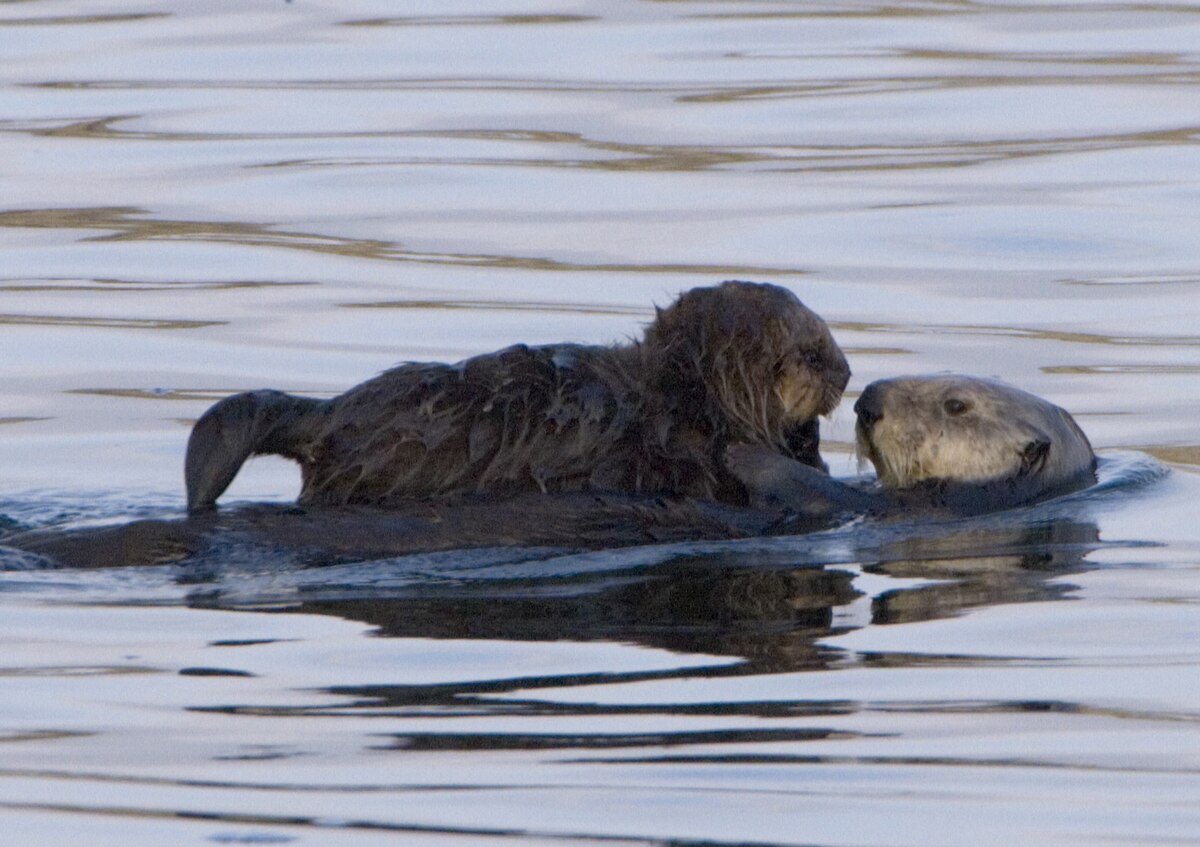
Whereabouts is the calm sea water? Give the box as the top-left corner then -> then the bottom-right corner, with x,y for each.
3,2 -> 1200,845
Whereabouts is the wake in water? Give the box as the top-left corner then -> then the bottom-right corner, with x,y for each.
0,452 -> 1168,620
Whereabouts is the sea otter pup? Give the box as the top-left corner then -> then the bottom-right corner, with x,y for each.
727,374 -> 1097,518
184,281 -> 850,511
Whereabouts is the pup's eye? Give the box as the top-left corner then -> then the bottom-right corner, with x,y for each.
802,349 -> 823,369
943,398 -> 970,416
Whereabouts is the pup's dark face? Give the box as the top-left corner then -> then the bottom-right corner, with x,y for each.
700,281 -> 849,423
774,325 -> 850,423
646,280 -> 849,435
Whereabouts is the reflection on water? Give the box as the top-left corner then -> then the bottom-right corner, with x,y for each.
0,276 -> 313,292
6,485 -> 1192,845
0,206 -> 399,262
0,312 -> 219,330
277,516 -> 1099,669
838,319 -> 1200,347
0,205 -> 804,276
3,0 -> 1200,844
339,298 -> 653,316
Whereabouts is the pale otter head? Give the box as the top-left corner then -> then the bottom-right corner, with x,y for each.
644,280 -> 850,444
854,374 -> 1095,493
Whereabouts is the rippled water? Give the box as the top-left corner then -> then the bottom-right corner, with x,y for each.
3,2 -> 1200,845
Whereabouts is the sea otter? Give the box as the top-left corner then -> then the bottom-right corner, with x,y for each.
2,375 -> 1099,570
726,374 -> 1097,519
184,281 -> 850,510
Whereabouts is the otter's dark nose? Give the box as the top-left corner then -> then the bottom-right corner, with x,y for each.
854,384 -> 884,428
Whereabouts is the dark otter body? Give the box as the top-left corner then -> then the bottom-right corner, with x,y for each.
2,376 -> 1099,571
186,281 -> 849,510
4,493 -> 819,570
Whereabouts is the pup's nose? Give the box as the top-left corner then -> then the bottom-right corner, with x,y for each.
854,384 -> 884,428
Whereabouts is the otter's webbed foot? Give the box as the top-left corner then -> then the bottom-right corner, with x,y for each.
725,443 -> 884,519
783,418 -> 828,473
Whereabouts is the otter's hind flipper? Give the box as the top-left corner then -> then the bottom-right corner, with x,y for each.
185,390 -> 324,511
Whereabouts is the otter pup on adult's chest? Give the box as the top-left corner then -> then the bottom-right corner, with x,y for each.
9,376 -> 1100,570
728,374 -> 1097,518
185,281 -> 850,510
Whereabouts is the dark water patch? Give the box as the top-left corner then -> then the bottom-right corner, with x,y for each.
179,667 -> 257,678
0,205 -> 396,259
24,78 -> 699,92
1046,363 -> 1200,374
383,727 -> 856,753
869,699 -> 1200,723
66,388 -> 328,403
0,313 -> 220,330
901,47 -> 1192,67
1062,273 -> 1200,287
340,299 -> 651,317
854,652 -> 1063,669
681,76 -> 1200,103
0,664 -> 158,677
836,320 -> 1200,348
161,514 -> 1093,686
0,730 -> 92,744
0,766 -> 514,793
279,563 -> 857,660
0,276 -> 315,292
342,15 -> 597,28
0,206 -> 803,276
0,13 -> 168,26
274,663 -> 775,717
247,127 -> 1200,174
691,3 -> 1200,21
213,748 -> 306,763
193,672 -> 858,721
687,4 -> 963,21
0,802 -> 623,846
20,109 -> 1200,179
571,751 -> 1200,776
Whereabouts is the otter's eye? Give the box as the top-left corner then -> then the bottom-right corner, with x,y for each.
802,349 -> 823,369
943,398 -> 970,416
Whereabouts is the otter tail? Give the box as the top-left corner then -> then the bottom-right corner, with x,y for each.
185,390 -> 324,511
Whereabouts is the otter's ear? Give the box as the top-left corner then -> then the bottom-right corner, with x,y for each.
1019,438 -> 1051,476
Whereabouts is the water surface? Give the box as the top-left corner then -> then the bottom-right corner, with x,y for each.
3,1 -> 1200,845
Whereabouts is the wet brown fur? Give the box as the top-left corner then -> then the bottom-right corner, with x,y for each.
186,281 -> 849,510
